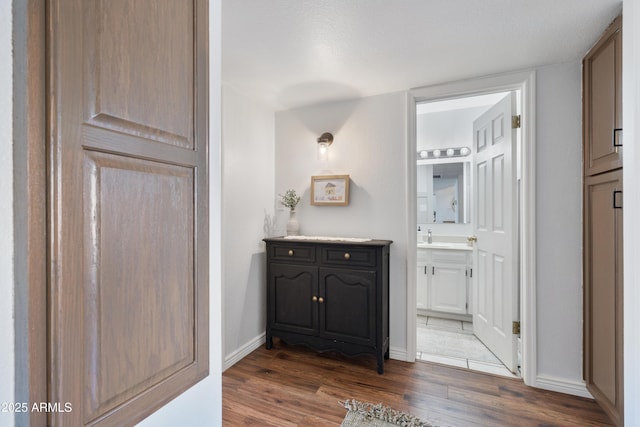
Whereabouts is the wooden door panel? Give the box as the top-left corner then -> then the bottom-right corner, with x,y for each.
583,16 -> 622,176
590,41 -> 616,160
584,169 -> 623,424
83,152 -> 195,421
84,0 -> 195,148
48,0 -> 209,425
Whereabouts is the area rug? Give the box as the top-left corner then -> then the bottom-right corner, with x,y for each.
340,400 -> 439,427
417,327 -> 500,364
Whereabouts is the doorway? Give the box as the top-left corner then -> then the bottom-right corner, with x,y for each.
414,91 -> 520,377
405,71 -> 537,385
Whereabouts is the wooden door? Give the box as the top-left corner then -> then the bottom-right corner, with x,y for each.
584,169 -> 624,426
47,1 -> 209,426
472,92 -> 519,373
583,15 -> 622,176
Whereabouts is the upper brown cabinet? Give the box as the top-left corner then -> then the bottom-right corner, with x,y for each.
583,15 -> 622,176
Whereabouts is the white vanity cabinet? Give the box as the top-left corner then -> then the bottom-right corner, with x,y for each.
430,250 -> 469,315
416,249 -> 429,310
417,245 -> 472,320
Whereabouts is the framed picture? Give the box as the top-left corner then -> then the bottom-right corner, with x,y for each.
310,175 -> 350,206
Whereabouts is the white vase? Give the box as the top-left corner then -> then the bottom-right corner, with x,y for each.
286,209 -> 300,236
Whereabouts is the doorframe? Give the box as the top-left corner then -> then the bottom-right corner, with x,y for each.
13,0 -> 48,426
405,70 -> 537,386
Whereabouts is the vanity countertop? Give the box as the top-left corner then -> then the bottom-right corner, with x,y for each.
417,242 -> 473,251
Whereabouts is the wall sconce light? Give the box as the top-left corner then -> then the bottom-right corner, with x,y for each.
317,132 -> 333,161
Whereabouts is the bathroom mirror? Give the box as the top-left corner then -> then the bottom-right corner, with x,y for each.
417,161 -> 470,224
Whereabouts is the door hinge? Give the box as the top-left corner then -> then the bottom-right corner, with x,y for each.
512,115 -> 521,129
512,321 -> 521,335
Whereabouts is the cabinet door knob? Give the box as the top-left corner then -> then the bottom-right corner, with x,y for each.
312,296 -> 318,302
288,249 -> 294,256
344,253 -> 351,260
318,297 -> 324,303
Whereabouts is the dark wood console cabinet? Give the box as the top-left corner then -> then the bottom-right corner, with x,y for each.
263,237 -> 392,374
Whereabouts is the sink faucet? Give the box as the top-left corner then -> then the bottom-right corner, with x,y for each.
427,229 -> 432,244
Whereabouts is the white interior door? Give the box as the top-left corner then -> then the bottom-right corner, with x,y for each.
472,92 -> 518,373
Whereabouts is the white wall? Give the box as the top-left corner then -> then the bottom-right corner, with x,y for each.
416,107 -> 487,151
221,84 -> 275,367
275,92 -> 409,355
272,63 -> 586,392
136,0 -> 223,424
0,2 -> 14,427
623,0 -> 640,424
534,62 -> 585,391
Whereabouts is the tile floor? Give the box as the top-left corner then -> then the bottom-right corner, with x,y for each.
416,315 -> 519,378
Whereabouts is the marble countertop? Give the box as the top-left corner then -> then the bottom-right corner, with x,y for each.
417,241 -> 473,251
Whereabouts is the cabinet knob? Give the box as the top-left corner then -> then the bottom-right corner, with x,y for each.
288,249 -> 294,256
318,297 -> 324,303
344,253 -> 351,260
312,296 -> 318,302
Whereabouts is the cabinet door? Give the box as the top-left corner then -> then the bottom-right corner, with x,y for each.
47,1 -> 210,425
430,262 -> 468,315
417,263 -> 429,310
269,264 -> 318,335
583,16 -> 622,176
319,268 -> 376,346
584,169 -> 623,425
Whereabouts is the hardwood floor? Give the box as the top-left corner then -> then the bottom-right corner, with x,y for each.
222,339 -> 614,426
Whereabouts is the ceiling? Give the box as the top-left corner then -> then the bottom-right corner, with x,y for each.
222,0 -> 622,111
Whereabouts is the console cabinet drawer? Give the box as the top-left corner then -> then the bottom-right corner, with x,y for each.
270,244 -> 316,263
321,246 -> 376,267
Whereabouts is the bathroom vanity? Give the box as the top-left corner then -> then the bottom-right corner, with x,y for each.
263,237 -> 392,373
417,241 -> 472,321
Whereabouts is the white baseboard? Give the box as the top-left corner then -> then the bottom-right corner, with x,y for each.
534,374 -> 594,399
223,332 -> 265,371
389,346 -> 409,362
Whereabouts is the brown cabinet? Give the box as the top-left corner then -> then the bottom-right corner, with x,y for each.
583,15 -> 623,176
263,237 -> 391,373
584,170 -> 623,425
582,15 -> 624,427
